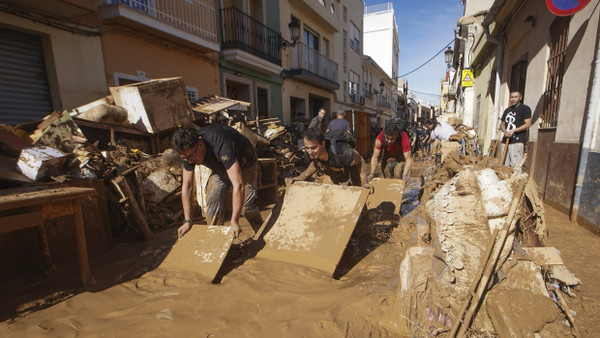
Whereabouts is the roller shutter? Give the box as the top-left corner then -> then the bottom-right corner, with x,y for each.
0,26 -> 53,125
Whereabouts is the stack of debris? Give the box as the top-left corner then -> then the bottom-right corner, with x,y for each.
398,149 -> 580,336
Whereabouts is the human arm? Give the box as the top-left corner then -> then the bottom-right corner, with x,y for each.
369,139 -> 382,180
177,168 -> 195,238
290,161 -> 317,184
402,150 -> 412,180
504,118 -> 532,137
226,160 -> 245,238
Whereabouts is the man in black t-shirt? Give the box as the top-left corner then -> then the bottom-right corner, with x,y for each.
172,124 -> 263,239
499,90 -> 532,169
290,127 -> 366,186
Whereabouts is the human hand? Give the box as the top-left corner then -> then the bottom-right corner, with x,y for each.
367,173 -> 375,182
230,222 -> 241,238
504,130 -> 514,138
178,222 -> 192,239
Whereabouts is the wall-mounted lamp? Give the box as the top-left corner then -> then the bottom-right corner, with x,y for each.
444,47 -> 454,69
281,17 -> 300,49
373,81 -> 385,94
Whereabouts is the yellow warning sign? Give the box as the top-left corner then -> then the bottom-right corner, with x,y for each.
462,69 -> 473,87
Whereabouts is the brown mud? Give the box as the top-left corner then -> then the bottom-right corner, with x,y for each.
0,177 -> 421,337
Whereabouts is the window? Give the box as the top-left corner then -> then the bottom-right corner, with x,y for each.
343,6 -> 347,22
541,17 -> 569,128
510,58 -> 528,99
349,22 -> 360,52
349,71 -> 359,96
303,28 -> 319,51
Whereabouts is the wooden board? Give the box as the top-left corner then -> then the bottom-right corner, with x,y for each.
160,225 -> 233,281
522,247 -> 564,266
257,181 -> 369,275
366,178 -> 405,215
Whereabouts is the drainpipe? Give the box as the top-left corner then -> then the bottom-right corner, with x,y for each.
572,27 -> 600,219
482,0 -> 506,141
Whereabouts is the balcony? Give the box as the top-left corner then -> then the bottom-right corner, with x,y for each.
376,96 -> 391,108
287,42 -> 339,90
100,0 -> 218,52
350,92 -> 364,105
363,90 -> 373,100
220,7 -> 282,74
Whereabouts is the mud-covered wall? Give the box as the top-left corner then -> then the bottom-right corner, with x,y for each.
578,151 -> 600,234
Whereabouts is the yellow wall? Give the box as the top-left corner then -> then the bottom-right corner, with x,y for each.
101,29 -> 220,97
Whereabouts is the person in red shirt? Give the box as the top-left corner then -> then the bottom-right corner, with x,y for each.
368,122 -> 412,180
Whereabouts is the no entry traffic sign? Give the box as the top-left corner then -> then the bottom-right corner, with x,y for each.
546,0 -> 591,16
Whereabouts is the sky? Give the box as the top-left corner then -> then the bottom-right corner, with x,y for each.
363,0 -> 464,106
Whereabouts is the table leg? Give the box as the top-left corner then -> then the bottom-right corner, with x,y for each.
35,224 -> 52,268
73,199 -> 91,284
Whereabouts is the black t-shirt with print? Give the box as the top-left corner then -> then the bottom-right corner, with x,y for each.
500,103 -> 532,144
182,124 -> 256,175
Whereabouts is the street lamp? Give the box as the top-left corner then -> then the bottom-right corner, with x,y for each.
281,17 -> 300,49
444,47 -> 453,69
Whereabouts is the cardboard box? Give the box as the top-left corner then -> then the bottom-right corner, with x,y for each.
16,146 -> 67,181
109,77 -> 193,134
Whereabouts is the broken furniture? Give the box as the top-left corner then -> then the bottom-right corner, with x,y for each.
0,186 -> 96,284
257,158 -> 278,205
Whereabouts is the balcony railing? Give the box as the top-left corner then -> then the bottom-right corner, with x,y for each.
377,96 -> 391,108
105,0 -> 217,41
363,90 -> 373,100
291,42 -> 338,84
221,7 -> 281,66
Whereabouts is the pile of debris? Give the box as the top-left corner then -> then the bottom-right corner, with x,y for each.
398,150 -> 580,336
0,77 -> 310,243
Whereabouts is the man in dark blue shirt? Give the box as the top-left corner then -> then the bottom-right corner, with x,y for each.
172,124 -> 263,238
326,109 -> 351,133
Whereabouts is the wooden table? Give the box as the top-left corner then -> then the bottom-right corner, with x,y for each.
0,186 -> 96,284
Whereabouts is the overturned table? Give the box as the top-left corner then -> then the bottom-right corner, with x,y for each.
0,186 -> 96,284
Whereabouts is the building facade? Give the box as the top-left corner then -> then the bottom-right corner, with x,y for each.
469,0 -> 600,230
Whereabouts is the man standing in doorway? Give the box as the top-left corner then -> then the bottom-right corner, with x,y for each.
308,107 -> 327,133
327,109 -> 351,133
499,90 -> 532,169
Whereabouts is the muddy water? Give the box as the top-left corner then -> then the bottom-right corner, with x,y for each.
0,179 -> 424,337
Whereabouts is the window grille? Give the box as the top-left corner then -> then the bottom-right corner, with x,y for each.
541,17 -> 569,128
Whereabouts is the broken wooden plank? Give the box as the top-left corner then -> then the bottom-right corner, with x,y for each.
111,176 -> 153,240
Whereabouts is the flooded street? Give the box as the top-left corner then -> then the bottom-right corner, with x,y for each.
0,178 -> 425,337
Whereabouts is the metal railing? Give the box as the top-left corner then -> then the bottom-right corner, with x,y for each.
377,96 -> 391,108
220,7 -> 281,66
363,90 -> 373,99
106,0 -> 217,41
290,41 -> 338,83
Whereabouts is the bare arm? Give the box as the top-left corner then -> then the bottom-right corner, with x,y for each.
177,168 -> 195,238
402,150 -> 412,179
226,160 -> 245,238
370,139 -> 382,175
296,161 -> 317,181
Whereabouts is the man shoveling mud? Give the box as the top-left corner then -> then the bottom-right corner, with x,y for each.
289,127 -> 367,186
368,122 -> 412,181
172,124 -> 263,239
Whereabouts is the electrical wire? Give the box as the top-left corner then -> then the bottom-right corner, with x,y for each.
410,90 -> 441,97
399,39 -> 455,78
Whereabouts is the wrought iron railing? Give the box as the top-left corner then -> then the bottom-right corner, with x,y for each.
377,96 -> 391,108
106,0 -> 217,41
220,7 -> 282,66
290,41 -> 338,83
